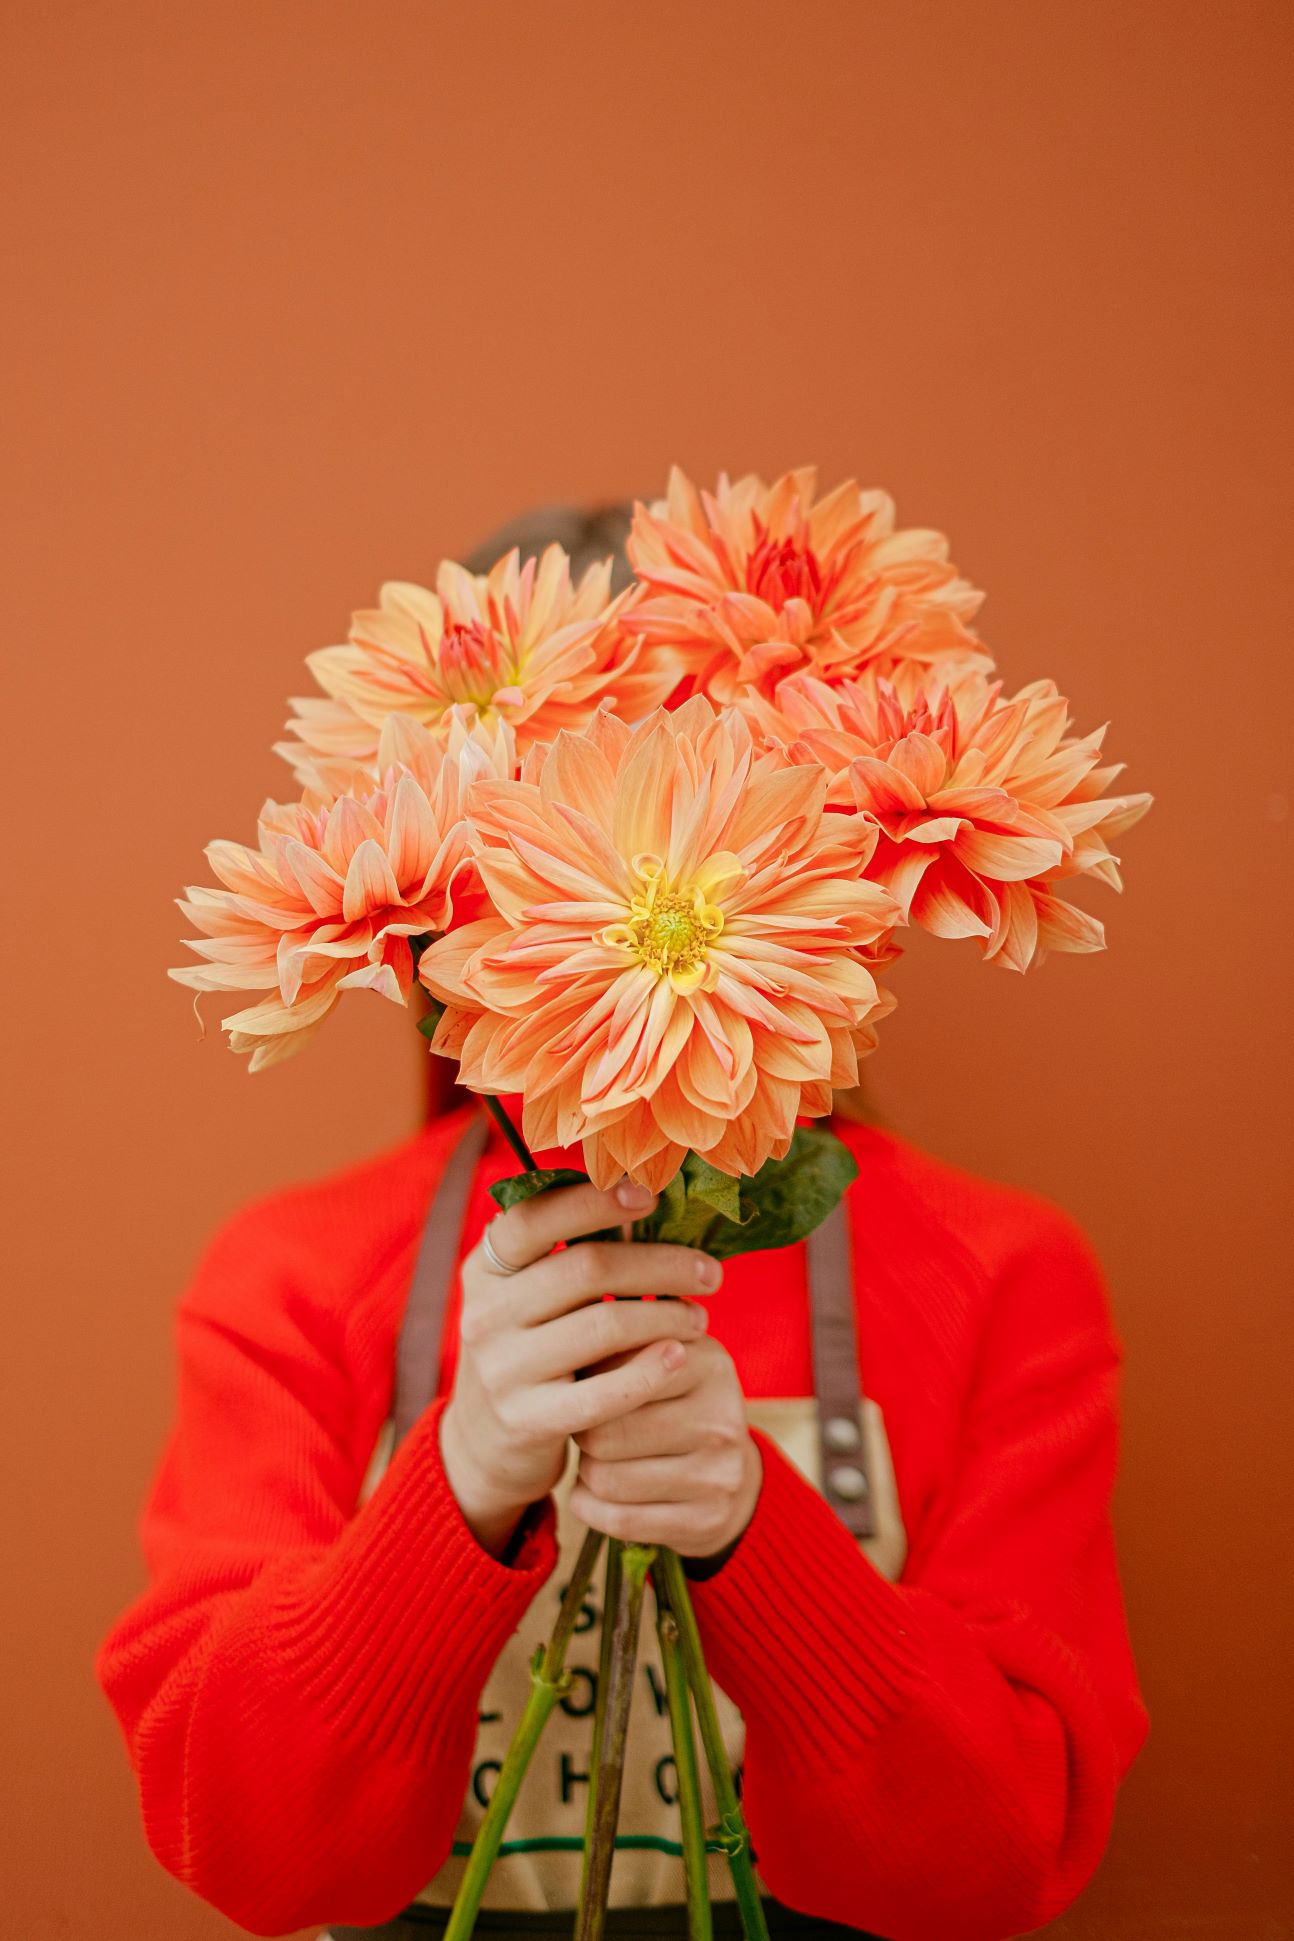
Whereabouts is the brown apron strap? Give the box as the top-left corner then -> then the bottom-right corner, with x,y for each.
806,1197 -> 876,1539
390,1113 -> 874,1537
391,1111 -> 490,1449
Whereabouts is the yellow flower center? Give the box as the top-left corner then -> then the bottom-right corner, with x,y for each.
601,856 -> 732,993
635,890 -> 712,975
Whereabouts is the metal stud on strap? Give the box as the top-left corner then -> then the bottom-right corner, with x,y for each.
807,1197 -> 876,1539
828,1463 -> 870,1502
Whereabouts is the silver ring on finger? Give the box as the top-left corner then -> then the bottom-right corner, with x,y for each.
482,1217 -> 524,1276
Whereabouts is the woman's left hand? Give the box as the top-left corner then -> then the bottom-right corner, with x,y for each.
568,1333 -> 761,1559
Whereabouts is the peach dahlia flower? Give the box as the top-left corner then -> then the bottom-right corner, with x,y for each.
277,544 -> 678,790
418,698 -> 902,1190
171,710 -> 511,1070
624,465 -> 991,707
756,669 -> 1152,972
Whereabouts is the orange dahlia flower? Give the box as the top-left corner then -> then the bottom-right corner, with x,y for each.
624,465 -> 990,706
417,699 -> 902,1189
756,669 -> 1152,972
278,544 -> 678,789
171,710 -> 511,1070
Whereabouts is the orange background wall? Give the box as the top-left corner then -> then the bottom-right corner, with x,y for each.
4,4 -> 1290,1936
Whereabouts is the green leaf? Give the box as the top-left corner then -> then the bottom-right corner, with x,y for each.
635,1126 -> 857,1261
686,1155 -> 745,1224
716,1126 -> 858,1258
489,1167 -> 590,1212
488,1166 -> 619,1245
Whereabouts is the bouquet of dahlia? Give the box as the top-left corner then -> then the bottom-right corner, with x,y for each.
172,467 -> 1150,1941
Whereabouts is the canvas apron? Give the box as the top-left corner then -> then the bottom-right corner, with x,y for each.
329,1115 -> 885,1941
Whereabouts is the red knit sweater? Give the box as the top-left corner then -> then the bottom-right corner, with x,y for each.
97,1106 -> 1149,1941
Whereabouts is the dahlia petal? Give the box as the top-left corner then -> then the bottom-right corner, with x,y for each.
877,845 -> 937,917
376,579 -> 444,644
690,987 -> 752,1086
223,890 -> 320,934
1096,791 -> 1154,837
168,961 -> 279,993
278,840 -> 345,918
221,976 -> 341,1039
888,731 -> 948,799
954,827 -> 1067,882
1035,894 -> 1106,953
848,756 -> 928,817
927,785 -> 1014,819
508,834 -> 620,906
674,1026 -> 746,1115
724,765 -> 826,862
428,1002 -> 476,1061
984,881 -> 1039,973
756,1018 -> 833,1082
646,1069 -> 726,1152
277,923 -> 371,1004
323,796 -> 385,874
241,1027 -> 321,1073
894,813 -> 964,845
910,865 -> 993,940
613,717 -> 677,862
384,773 -> 443,886
806,477 -> 866,554
418,917 -> 511,1003
585,1124 -> 686,1195
1062,839 -> 1124,889
540,731 -> 618,834
204,839 -> 282,898
335,961 -> 409,1005
342,838 -> 403,921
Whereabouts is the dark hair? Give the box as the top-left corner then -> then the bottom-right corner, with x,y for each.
461,500 -> 638,592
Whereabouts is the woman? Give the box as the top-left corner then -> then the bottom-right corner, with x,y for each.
97,509 -> 1150,1941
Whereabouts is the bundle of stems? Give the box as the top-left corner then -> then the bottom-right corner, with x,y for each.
442,1530 -> 768,1941
442,1100 -> 770,1941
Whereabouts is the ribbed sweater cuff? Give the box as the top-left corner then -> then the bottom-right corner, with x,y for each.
267,1394 -> 558,1762
687,1426 -> 928,1774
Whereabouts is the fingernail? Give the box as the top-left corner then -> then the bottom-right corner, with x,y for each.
662,1341 -> 687,1371
616,1179 -> 654,1209
695,1254 -> 721,1288
687,1304 -> 709,1333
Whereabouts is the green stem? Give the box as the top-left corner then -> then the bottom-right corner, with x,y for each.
482,1094 -> 538,1172
654,1548 -> 770,1941
578,1537 -> 622,1909
653,1564 -> 713,1941
442,1527 -> 604,1941
574,1540 -> 655,1941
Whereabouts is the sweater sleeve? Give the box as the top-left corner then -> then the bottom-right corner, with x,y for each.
687,1208 -> 1150,1941
94,1203 -> 558,1938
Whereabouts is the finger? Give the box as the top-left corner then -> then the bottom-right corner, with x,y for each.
493,1293 -> 708,1388
484,1177 -> 659,1272
565,1487 -> 729,1554
575,1446 -> 747,1505
520,1338 -> 691,1440
575,1363 -> 733,1461
497,1239 -> 722,1328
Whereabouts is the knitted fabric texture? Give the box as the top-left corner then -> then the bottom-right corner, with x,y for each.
97,1108 -> 1149,1940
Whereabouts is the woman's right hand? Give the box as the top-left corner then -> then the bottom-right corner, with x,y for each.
439,1176 -> 722,1558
